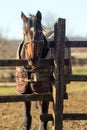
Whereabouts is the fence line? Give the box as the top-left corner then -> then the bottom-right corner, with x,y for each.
0,18 -> 87,130
48,40 -> 87,47
0,94 -> 52,103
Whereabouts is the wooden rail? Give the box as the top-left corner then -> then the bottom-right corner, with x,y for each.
40,113 -> 87,121
0,94 -> 52,103
63,114 -> 87,120
0,59 -> 54,67
0,93 -> 68,103
65,75 -> 87,82
0,59 -> 28,66
48,40 -> 87,48
65,41 -> 87,47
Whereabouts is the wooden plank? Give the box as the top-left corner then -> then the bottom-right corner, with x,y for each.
63,114 -> 87,120
48,40 -> 87,48
40,114 -> 53,122
37,59 -> 54,66
0,93 -> 52,103
65,41 -> 87,47
0,59 -> 54,67
65,75 -> 87,82
52,18 -> 65,130
0,60 -> 28,66
40,113 -> 87,121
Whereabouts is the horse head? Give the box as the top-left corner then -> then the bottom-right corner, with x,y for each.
21,11 -> 45,65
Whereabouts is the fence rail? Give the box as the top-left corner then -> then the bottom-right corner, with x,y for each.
48,40 -> 87,48
0,94 -> 52,103
65,75 -> 87,82
65,41 -> 87,47
40,113 -> 87,121
0,59 -> 54,67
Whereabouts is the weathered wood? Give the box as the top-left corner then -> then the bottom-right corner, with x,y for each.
37,59 -> 54,66
0,59 -> 54,67
0,60 -> 28,66
48,40 -> 87,48
40,113 -> 87,121
63,114 -> 87,120
52,18 -> 65,130
40,114 -> 53,122
65,75 -> 87,82
65,41 -> 87,47
0,93 -> 52,103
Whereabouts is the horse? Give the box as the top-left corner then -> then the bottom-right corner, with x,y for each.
16,10 -> 72,130
16,11 -> 53,130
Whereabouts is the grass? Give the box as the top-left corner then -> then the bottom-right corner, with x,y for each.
72,66 -> 87,75
73,69 -> 87,75
67,66 -> 87,92
67,82 -> 87,92
0,86 -> 16,95
0,82 -> 87,95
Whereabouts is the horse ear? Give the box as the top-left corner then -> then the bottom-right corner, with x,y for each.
36,11 -> 42,20
21,12 -> 28,22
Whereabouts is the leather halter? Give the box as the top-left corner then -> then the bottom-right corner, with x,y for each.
23,26 -> 44,46
22,32 -> 44,67
22,16 -> 44,66
24,39 -> 44,46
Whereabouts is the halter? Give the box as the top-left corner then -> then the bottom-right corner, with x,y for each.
23,25 -> 44,45
21,12 -> 45,67
24,39 -> 44,46
22,32 -> 44,67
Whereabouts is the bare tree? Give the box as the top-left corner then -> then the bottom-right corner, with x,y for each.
43,12 -> 56,30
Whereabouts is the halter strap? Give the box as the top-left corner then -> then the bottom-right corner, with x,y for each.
24,40 -> 33,46
24,39 -> 44,46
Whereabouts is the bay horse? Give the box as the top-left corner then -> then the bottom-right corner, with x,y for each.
16,11 -> 53,130
16,10 -> 72,130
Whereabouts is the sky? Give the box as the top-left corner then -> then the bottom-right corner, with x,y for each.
0,0 -> 87,40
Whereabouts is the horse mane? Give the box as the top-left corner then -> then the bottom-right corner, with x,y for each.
40,36 -> 49,58
16,41 -> 24,59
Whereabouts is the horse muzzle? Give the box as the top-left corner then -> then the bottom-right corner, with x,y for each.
28,57 -> 39,66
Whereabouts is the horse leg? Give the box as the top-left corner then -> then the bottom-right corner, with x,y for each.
23,101 -> 32,130
38,101 -> 49,130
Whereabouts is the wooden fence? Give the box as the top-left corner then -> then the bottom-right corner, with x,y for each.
0,18 -> 87,130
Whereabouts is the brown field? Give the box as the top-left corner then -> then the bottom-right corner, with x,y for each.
0,88 -> 87,130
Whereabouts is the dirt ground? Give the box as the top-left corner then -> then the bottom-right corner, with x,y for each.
0,91 -> 87,130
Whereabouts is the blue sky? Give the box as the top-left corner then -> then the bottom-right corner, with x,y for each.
0,0 -> 87,39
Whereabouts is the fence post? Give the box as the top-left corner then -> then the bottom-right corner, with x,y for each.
52,18 -> 65,130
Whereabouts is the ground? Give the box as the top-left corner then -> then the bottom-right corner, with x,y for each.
0,90 -> 87,130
